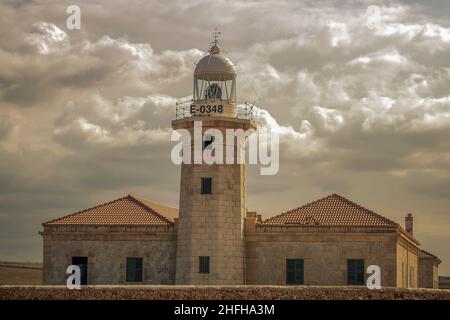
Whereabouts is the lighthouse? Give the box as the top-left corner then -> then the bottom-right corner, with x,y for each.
172,34 -> 256,284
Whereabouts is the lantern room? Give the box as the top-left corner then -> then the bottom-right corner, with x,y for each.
193,43 -> 236,103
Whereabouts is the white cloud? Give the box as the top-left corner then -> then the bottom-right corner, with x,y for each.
327,21 -> 351,47
24,22 -> 69,55
379,51 -> 408,64
257,108 -> 311,140
54,93 -> 176,147
312,106 -> 344,132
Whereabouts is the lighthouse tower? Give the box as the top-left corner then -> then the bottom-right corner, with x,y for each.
172,34 -> 256,284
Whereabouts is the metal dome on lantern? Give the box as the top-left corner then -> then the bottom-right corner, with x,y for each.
175,31 -> 257,121
193,32 -> 236,103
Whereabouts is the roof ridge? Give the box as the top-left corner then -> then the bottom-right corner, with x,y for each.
127,194 -> 173,224
263,194 -> 336,224
262,193 -> 399,227
130,194 -> 178,211
331,194 -> 398,227
43,195 -> 131,226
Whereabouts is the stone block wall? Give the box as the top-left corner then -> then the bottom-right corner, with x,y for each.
42,226 -> 176,285
176,163 -> 246,285
245,228 -> 398,287
396,236 -> 419,288
419,258 -> 439,288
173,117 -> 255,285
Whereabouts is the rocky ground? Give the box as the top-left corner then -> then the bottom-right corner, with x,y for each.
0,285 -> 449,300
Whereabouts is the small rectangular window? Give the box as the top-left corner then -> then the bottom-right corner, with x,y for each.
199,256 -> 210,274
286,259 -> 304,285
201,177 -> 212,194
347,259 -> 365,285
126,257 -> 143,282
72,256 -> 88,285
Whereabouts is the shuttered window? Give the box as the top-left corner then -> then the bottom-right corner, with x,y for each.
347,259 -> 365,285
126,257 -> 143,282
286,259 -> 304,285
201,177 -> 212,194
199,256 -> 210,274
71,256 -> 88,285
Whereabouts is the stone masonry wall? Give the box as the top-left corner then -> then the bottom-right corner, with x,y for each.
176,163 -> 246,285
419,258 -> 438,289
43,227 -> 176,285
245,231 -> 398,286
173,117 -> 255,285
396,237 -> 419,288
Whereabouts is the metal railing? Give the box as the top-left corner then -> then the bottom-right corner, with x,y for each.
175,100 -> 258,122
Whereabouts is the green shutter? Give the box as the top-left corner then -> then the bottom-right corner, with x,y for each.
199,256 -> 210,273
286,259 -> 304,284
126,257 -> 143,282
347,259 -> 364,285
201,178 -> 212,194
71,256 -> 88,285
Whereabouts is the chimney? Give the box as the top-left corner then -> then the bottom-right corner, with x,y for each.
245,211 -> 257,233
405,213 -> 413,236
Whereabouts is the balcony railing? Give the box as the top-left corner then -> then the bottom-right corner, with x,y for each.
175,100 -> 258,122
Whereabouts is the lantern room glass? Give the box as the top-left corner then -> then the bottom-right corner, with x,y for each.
193,77 -> 236,102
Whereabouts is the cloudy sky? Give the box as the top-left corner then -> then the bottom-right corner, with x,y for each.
0,0 -> 449,275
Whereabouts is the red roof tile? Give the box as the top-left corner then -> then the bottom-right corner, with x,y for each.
44,195 -> 178,226
262,194 -> 398,227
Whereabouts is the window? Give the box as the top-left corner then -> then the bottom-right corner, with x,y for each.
199,256 -> 210,274
201,177 -> 212,194
347,259 -> 365,285
126,257 -> 143,282
203,135 -> 214,150
286,259 -> 304,285
72,256 -> 88,285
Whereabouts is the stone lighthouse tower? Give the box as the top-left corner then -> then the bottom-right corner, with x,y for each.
172,35 -> 256,285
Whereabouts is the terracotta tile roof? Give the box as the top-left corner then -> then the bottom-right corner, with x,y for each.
262,194 -> 398,227
44,195 -> 178,226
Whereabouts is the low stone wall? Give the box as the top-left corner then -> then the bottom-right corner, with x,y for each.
0,285 -> 449,300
